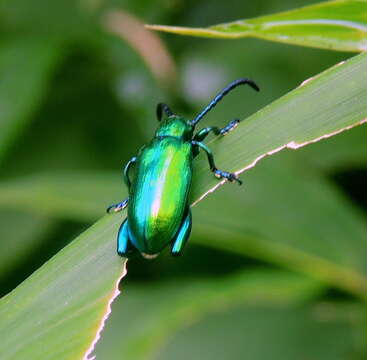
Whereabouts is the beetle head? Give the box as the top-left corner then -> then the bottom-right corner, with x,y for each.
155,103 -> 193,139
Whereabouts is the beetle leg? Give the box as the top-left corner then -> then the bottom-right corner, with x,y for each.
193,119 -> 240,142
213,169 -> 242,185
217,118 -> 240,135
106,198 -> 129,213
123,156 -> 137,189
117,219 -> 136,257
192,119 -> 240,156
191,141 -> 242,185
171,209 -> 192,256
107,155 -> 138,213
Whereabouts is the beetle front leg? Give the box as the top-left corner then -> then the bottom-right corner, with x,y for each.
193,119 -> 240,142
192,141 -> 242,185
192,119 -> 239,156
123,156 -> 137,188
106,155 -> 137,213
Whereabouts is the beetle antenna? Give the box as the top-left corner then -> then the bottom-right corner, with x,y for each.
156,103 -> 174,121
190,78 -> 259,126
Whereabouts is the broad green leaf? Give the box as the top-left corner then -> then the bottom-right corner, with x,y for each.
0,40 -> 62,164
146,0 -> 367,52
0,216 -> 126,360
0,52 -> 366,359
96,270 -> 323,359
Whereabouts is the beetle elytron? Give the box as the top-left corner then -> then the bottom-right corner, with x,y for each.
107,78 -> 259,259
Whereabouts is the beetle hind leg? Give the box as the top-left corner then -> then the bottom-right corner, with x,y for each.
117,218 -> 136,257
171,210 -> 192,257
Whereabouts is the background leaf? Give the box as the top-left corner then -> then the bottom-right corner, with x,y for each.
0,39 -> 63,164
159,302 -> 364,360
0,210 -> 55,287
147,0 -> 367,52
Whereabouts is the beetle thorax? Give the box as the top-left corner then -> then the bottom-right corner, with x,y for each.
155,116 -> 193,139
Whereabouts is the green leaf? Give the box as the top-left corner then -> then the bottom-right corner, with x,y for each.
0,39 -> 62,164
146,0 -> 367,52
0,216 -> 126,360
96,270 -> 324,359
0,52 -> 366,359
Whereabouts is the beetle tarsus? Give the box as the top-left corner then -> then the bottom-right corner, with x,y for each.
193,118 -> 240,143
192,141 -> 242,185
214,169 -> 242,185
106,198 -> 129,213
219,119 -> 240,135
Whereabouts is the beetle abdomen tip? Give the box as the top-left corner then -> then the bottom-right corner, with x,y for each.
141,252 -> 159,260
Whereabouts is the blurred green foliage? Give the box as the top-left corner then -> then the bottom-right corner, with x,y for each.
0,0 -> 367,359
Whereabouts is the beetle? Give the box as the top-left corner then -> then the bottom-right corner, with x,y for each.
107,78 -> 259,259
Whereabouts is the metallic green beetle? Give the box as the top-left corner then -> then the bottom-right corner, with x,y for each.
107,78 -> 259,259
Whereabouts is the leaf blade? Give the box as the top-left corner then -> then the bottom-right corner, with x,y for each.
0,215 -> 126,360
146,0 -> 367,52
0,39 -> 62,164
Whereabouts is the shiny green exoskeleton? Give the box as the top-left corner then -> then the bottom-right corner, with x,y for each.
107,79 -> 259,259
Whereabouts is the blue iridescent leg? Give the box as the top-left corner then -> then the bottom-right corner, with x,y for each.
117,218 -> 135,257
106,198 -> 129,213
192,141 -> 242,185
123,156 -> 137,188
193,119 -> 239,141
171,210 -> 192,256
192,119 -> 239,156
107,156 -> 137,213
